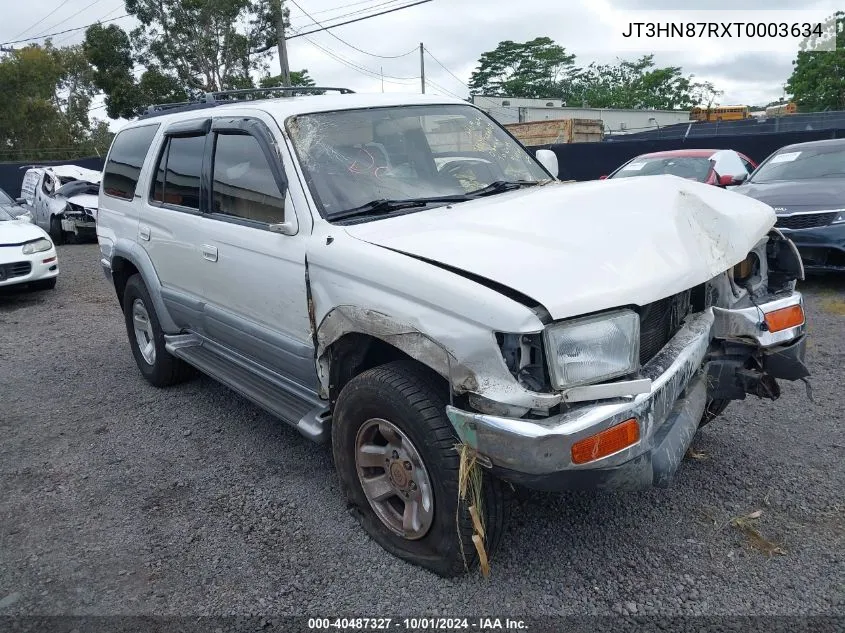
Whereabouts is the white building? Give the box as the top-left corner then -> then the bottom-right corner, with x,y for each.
471,96 -> 692,135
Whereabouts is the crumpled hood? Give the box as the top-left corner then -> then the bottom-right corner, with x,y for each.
0,220 -> 50,245
734,179 -> 845,212
344,175 -> 776,320
65,193 -> 99,217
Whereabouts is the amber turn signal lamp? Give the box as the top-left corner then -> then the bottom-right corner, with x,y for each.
764,305 -> 804,333
571,418 -> 640,465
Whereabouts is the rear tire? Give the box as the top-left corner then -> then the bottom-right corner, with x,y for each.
332,360 -> 511,577
49,217 -> 64,245
122,274 -> 195,387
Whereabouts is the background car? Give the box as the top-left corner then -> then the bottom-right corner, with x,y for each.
601,149 -> 757,187
0,206 -> 58,291
0,187 -> 33,223
734,138 -> 845,273
19,165 -> 101,244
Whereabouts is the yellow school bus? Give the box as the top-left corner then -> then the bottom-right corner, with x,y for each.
689,105 -> 752,122
765,102 -> 798,117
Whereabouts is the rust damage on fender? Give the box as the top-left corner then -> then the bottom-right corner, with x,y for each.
314,305 -> 480,399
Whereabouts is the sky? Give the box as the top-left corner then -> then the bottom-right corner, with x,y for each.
0,0 -> 839,128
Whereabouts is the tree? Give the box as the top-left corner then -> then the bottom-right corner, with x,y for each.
85,0 -> 290,117
468,37 -> 578,99
259,69 -> 324,94
690,80 -> 723,108
786,11 -> 845,111
575,55 -> 697,109
0,43 -> 99,161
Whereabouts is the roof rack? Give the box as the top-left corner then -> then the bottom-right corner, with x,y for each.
138,85 -> 355,120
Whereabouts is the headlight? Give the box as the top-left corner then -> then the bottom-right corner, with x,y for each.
22,238 -> 53,254
543,309 -> 640,390
833,211 -> 845,224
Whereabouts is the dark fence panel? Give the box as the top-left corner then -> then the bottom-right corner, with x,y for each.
0,157 -> 105,199
531,129 -> 843,182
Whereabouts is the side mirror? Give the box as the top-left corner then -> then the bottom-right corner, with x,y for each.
15,197 -> 26,205
535,149 -> 559,178
267,212 -> 298,236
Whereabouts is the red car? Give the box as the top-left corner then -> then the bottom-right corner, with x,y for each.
601,149 -> 758,187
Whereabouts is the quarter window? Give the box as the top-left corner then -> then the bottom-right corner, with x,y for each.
102,124 -> 160,200
211,133 -> 285,224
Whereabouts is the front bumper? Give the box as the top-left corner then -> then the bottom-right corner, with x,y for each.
446,292 -> 807,492
779,222 -> 845,272
0,246 -> 59,288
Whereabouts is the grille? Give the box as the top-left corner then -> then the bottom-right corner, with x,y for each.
0,261 -> 32,281
775,212 -> 837,230
636,290 -> 691,366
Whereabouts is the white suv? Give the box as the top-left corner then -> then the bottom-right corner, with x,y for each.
97,88 -> 810,577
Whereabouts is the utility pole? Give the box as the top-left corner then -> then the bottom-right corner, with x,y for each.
419,42 -> 425,94
381,67 -> 384,93
272,0 -> 291,86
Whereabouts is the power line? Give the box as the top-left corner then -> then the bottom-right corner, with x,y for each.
288,0 -> 417,59
425,78 -> 464,100
424,47 -> 468,87
9,0 -> 74,41
299,33 -> 418,85
289,0 -> 407,28
0,14 -> 129,46
53,4 -> 124,45
28,0 -> 106,40
287,0 -> 433,39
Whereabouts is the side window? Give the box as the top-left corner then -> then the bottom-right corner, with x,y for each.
102,124 -> 160,200
211,133 -> 284,224
41,174 -> 54,195
150,135 -> 204,210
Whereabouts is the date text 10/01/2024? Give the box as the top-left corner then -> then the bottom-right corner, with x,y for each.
307,618 -> 528,630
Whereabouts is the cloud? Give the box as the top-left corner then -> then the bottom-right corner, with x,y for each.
1,0 -> 827,113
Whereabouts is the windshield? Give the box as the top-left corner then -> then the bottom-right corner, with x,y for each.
287,104 -> 550,220
611,156 -> 713,182
0,207 -> 13,221
55,180 -> 99,198
750,145 -> 845,183
0,189 -> 12,205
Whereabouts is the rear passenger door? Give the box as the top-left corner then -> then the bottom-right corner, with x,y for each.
140,119 -> 211,332
197,115 -> 317,390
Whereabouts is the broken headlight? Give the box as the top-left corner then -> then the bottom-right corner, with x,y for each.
22,238 -> 52,254
543,309 -> 640,390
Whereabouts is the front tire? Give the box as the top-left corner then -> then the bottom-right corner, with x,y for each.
332,360 -> 510,577
48,217 -> 64,245
699,398 -> 730,428
122,274 -> 194,387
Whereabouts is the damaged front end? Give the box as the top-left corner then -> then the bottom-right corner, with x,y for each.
60,201 -> 97,238
445,228 -> 810,493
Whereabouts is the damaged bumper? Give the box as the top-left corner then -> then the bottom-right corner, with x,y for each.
446,291 -> 808,492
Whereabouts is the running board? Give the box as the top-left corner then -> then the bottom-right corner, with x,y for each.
164,334 -> 330,443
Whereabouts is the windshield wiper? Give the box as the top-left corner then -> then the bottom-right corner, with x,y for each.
466,180 -> 540,198
330,195 -> 470,221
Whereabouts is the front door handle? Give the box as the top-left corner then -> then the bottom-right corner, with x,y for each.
139,225 -> 151,241
201,244 -> 218,262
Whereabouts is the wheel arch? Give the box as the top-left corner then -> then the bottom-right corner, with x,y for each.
110,239 -> 179,333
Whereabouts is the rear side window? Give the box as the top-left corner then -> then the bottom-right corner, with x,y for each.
103,124 -> 160,200
211,133 -> 284,224
151,135 -> 204,210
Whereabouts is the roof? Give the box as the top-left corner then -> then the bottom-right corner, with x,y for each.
779,137 -> 845,151
126,92 -> 469,130
636,149 -> 722,159
25,165 -> 101,182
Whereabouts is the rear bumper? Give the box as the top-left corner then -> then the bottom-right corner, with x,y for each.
446,292 -> 807,492
780,222 -> 845,271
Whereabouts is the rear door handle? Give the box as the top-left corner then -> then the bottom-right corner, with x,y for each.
201,244 -> 218,262
139,225 -> 151,241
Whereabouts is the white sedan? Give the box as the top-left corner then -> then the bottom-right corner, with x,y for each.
0,206 -> 59,290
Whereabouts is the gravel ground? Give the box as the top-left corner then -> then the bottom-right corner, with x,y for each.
0,243 -> 843,618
